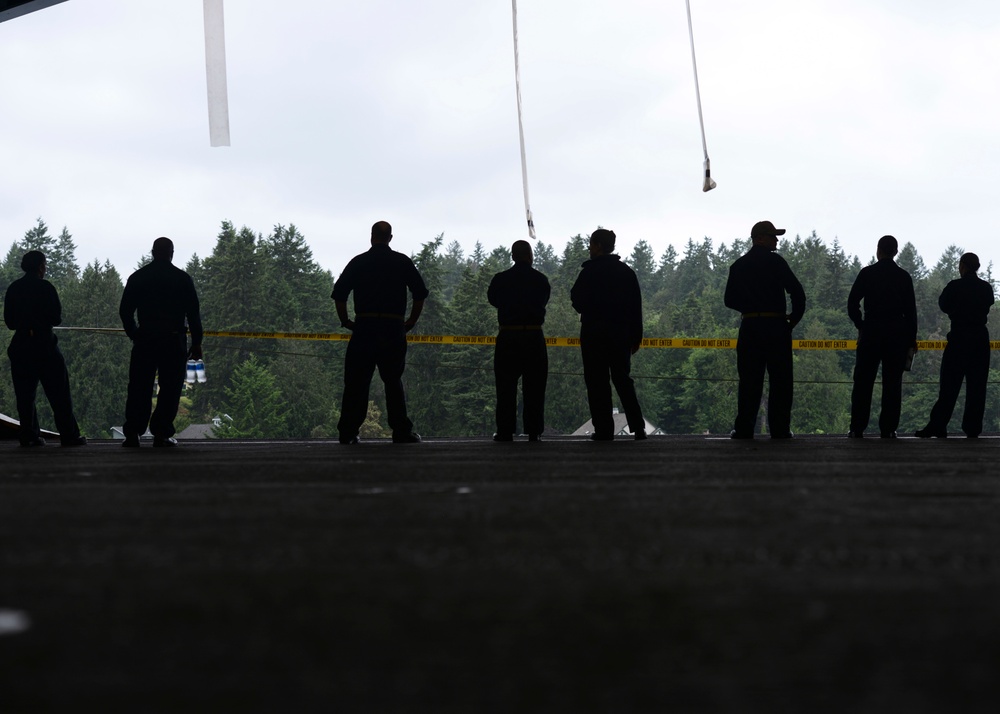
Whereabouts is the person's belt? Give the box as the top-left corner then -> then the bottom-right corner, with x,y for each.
356,312 -> 404,320
16,326 -> 57,337
499,324 -> 543,331
741,312 -> 784,318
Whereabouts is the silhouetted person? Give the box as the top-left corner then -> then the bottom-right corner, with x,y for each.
917,252 -> 995,439
119,237 -> 203,448
333,221 -> 428,444
846,235 -> 918,438
4,250 -> 86,447
571,228 -> 646,440
487,240 -> 551,441
724,221 -> 806,439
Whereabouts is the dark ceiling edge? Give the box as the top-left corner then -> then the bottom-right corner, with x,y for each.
0,0 -> 71,24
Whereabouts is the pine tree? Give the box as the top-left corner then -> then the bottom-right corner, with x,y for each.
191,222 -> 265,418
213,356 -> 289,438
59,261 -> 129,437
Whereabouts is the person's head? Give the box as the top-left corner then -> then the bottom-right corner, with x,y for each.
20,250 -> 46,276
750,221 -> 785,251
511,240 -> 533,265
371,221 -> 393,245
151,237 -> 174,262
959,252 -> 980,277
876,235 -> 898,261
589,228 -> 616,257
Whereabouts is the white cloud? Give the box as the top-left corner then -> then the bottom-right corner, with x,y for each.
1,0 -> 999,283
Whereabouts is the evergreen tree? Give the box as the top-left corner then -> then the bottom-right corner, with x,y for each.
191,222 -> 265,418
406,234 -> 455,435
48,227 -> 80,285
439,248 -> 504,435
59,260 -> 129,437
268,349 -> 341,438
626,240 -> 657,305
0,243 -> 25,297
213,356 -> 289,438
3,219 -> 996,438
259,224 -> 332,330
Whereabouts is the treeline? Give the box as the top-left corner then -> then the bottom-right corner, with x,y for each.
2,219 -> 999,438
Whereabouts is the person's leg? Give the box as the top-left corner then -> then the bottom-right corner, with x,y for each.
9,349 -> 41,444
338,334 -> 377,440
734,329 -> 766,436
521,335 -> 548,437
925,344 -> 962,432
765,336 -> 794,436
123,339 -> 158,439
149,335 -> 187,439
609,344 -> 644,434
493,335 -> 519,436
961,340 -> 990,437
849,340 -> 879,434
38,345 -> 82,442
581,334 -> 613,437
878,342 -> 907,436
377,330 -> 414,436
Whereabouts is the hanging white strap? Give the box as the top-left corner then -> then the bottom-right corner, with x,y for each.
685,0 -> 715,191
203,0 -> 231,147
511,0 -> 536,239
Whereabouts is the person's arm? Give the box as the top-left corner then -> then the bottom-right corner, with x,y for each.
46,282 -> 63,327
187,280 -> 204,360
786,266 -> 806,329
847,272 -> 864,331
404,299 -> 424,331
985,281 -> 997,310
119,280 -> 138,339
723,265 -> 741,312
904,274 -> 918,349
570,272 -> 587,315
630,271 -> 643,354
404,261 -> 429,331
335,300 -> 354,330
937,281 -> 955,317
487,274 -> 500,308
3,286 -> 16,330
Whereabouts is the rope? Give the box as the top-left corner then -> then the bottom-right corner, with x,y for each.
685,0 -> 716,192
511,0 -> 536,238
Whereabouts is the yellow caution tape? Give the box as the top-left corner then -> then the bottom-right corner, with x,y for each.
52,327 -> 1000,351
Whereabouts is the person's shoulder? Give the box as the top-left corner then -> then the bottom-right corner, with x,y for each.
384,246 -> 417,265
897,264 -> 915,284
163,262 -> 193,281
769,250 -> 792,267
728,251 -> 748,267
602,254 -> 629,270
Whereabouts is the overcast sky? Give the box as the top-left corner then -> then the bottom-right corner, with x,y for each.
2,0 -> 999,282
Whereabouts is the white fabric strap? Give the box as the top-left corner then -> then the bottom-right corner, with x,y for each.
203,0 -> 231,147
685,0 -> 715,191
511,0 -> 536,239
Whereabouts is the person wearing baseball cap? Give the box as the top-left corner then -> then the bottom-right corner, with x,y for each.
724,221 -> 806,439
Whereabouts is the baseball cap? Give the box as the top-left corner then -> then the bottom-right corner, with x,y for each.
751,221 -> 786,240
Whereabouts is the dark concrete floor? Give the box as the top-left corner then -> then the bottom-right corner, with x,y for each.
1,436 -> 999,712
